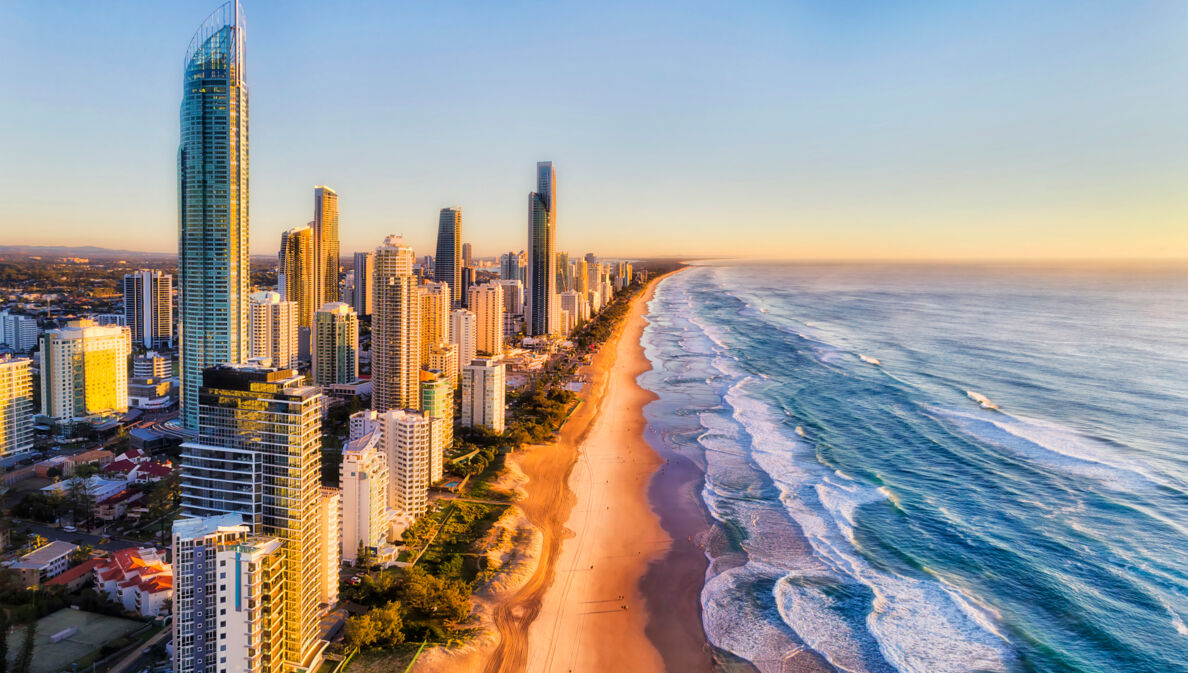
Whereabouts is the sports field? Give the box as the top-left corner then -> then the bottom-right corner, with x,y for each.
4,608 -> 144,673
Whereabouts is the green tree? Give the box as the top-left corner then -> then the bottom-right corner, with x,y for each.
356,541 -> 373,569
344,602 -> 404,648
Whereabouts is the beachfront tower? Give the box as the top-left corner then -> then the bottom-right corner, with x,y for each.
526,162 -> 557,336
372,236 -> 421,412
279,224 -> 316,327
313,302 -> 359,385
435,208 -> 463,307
313,186 -> 340,311
462,357 -> 506,433
178,0 -> 250,431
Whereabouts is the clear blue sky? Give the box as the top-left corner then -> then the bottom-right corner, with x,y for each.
2,0 -> 1186,259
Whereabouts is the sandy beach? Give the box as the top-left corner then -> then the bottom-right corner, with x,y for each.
474,273 -> 702,673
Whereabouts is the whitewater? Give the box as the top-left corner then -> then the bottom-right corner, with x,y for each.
638,263 -> 1188,673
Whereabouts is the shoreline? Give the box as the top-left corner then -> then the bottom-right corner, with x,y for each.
483,273 -> 686,673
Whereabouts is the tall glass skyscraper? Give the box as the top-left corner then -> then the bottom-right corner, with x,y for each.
178,1 -> 249,430
313,186 -> 339,310
526,161 -> 557,336
435,208 -> 462,307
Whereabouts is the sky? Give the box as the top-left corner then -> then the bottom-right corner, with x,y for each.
1,0 -> 1186,261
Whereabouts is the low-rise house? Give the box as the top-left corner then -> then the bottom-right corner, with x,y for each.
44,558 -> 104,592
10,540 -> 77,587
95,488 -> 145,521
94,547 -> 173,617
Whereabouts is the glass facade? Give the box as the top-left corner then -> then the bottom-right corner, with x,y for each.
435,208 -> 462,307
179,0 -> 250,431
526,162 -> 556,336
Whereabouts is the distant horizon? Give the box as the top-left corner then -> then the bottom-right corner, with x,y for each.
2,243 -> 1186,268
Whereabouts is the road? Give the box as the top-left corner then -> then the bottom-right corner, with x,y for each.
11,519 -> 149,552
107,627 -> 170,673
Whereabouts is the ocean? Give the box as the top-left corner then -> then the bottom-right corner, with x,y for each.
638,263 -> 1188,673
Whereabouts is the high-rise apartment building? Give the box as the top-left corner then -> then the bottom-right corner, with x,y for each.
434,208 -> 462,307
461,357 -> 505,433
418,281 -> 450,354
123,270 -> 173,349
499,252 -> 520,282
178,1 -> 250,431
460,267 -> 475,306
497,280 -> 524,316
372,236 -> 420,412
249,292 -> 298,369
133,351 -> 172,379
419,369 -> 453,484
526,162 -> 557,336
313,186 -> 340,311
425,343 -> 459,391
461,242 -> 473,269
312,303 -> 358,385
171,514 -> 287,673
468,283 -> 504,356
560,290 -> 588,330
0,312 -> 39,353
0,356 -> 34,459
279,224 -> 316,327
379,410 -> 431,519
178,364 -> 325,672
317,487 -> 341,607
340,428 -> 391,564
449,309 -> 476,379
40,319 -> 130,421
351,252 -> 374,317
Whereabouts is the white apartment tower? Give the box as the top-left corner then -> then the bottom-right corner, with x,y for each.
380,410 -> 431,519
248,291 -> 298,368
317,487 -> 341,607
468,283 -> 505,356
372,236 -> 421,412
449,309 -> 476,379
462,357 -> 506,433
313,302 -> 359,385
340,428 -> 391,564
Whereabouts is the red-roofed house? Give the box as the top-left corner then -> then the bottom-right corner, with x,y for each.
118,448 -> 150,464
44,558 -> 104,592
94,547 -> 173,617
95,488 -> 145,521
103,459 -> 138,476
129,461 -> 173,484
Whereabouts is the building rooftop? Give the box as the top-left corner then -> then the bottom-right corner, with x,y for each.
172,513 -> 247,540
17,540 -> 78,566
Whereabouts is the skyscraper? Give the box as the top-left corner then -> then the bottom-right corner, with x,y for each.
462,357 -> 506,433
351,251 -> 374,317
340,428 -> 392,564
178,0 -> 250,431
434,208 -> 462,307
419,369 -> 453,484
248,291 -> 298,368
0,356 -> 34,459
500,252 -> 519,281
449,309 -> 476,378
418,282 -> 451,354
178,364 -> 325,672
526,162 -> 557,336
313,186 -> 340,310
380,409 -> 431,519
279,224 -> 316,327
40,320 -> 130,421
313,302 -> 359,385
468,283 -> 504,356
372,236 -> 421,412
462,242 -> 473,269
317,487 -> 341,607
123,270 -> 173,349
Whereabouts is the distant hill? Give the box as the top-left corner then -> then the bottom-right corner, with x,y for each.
0,245 -> 276,262
0,245 -> 174,259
